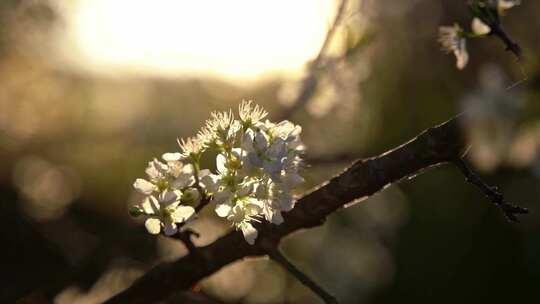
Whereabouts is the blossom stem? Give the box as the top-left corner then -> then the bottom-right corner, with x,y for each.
267,247 -> 338,304
190,156 -> 209,213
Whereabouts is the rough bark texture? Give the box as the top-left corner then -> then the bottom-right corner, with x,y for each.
105,115 -> 465,304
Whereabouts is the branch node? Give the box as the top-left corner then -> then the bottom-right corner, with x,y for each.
453,158 -> 529,222
173,228 -> 200,254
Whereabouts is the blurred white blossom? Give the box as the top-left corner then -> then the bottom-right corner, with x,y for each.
496,0 -> 521,13
438,24 -> 468,70
471,18 -> 491,36
460,64 -> 523,171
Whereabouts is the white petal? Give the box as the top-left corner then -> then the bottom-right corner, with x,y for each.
248,152 -> 264,168
499,0 -> 520,10
145,218 -> 161,234
182,163 -> 195,175
215,202 -> 232,217
255,183 -> 268,198
271,210 -> 284,224
146,159 -> 168,179
241,223 -> 258,245
141,196 -> 160,214
145,165 -> 160,181
455,50 -> 468,70
263,205 -> 283,224
246,197 -> 264,209
171,174 -> 193,189
227,120 -> 242,139
163,222 -> 177,236
263,159 -> 283,175
279,197 -> 295,212
171,206 -> 195,223
472,18 -> 490,35
162,152 -> 182,162
242,130 -> 255,152
213,190 -> 231,205
237,182 -> 254,197
200,174 -> 220,193
267,139 -> 286,158
216,153 -> 227,174
159,191 -> 179,207
134,179 -> 156,195
285,172 -> 304,187
254,130 -> 268,150
454,38 -> 468,70
291,125 -> 302,137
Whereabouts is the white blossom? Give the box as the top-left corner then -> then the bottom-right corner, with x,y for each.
224,199 -> 263,245
178,137 -> 206,158
239,100 -> 268,127
139,191 -> 195,235
438,25 -> 469,70
496,0 -> 520,13
133,157 -> 196,196
130,101 -> 305,244
471,18 -> 491,36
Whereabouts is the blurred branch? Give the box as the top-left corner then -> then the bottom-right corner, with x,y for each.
277,0 -> 349,120
265,245 -> 338,304
105,114 -> 528,304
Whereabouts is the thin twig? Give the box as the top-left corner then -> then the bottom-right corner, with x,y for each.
452,158 -> 528,222
266,247 -> 338,304
315,0 -> 349,64
278,0 -> 349,120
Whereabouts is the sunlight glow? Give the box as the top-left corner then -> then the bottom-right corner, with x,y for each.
57,0 -> 335,80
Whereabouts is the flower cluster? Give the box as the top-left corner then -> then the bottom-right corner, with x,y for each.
130,101 -> 305,244
438,0 -> 520,69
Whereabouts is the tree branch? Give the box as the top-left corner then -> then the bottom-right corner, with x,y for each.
104,114 -> 527,304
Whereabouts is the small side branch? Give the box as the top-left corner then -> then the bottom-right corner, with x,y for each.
277,0 -> 349,120
490,24 -> 522,60
453,158 -> 528,222
266,247 -> 338,304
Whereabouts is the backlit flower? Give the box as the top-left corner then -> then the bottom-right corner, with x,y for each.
139,191 -> 195,235
438,24 -> 469,70
130,101 -> 305,244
